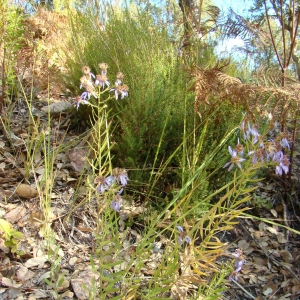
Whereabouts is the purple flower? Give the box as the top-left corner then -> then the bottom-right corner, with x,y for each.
246,123 -> 260,144
81,84 -> 97,100
74,96 -> 90,110
115,72 -> 124,86
176,225 -> 191,245
177,225 -> 184,232
234,138 -> 244,156
183,236 -> 191,244
80,76 -> 93,89
98,63 -> 108,76
248,148 -> 264,164
95,74 -> 110,89
275,154 -> 290,176
265,140 -> 282,161
232,248 -> 243,258
95,176 -> 113,194
82,66 -> 95,81
105,175 -> 116,186
235,257 -> 246,273
229,249 -> 246,282
280,138 -> 290,149
112,168 -> 129,186
110,84 -> 129,100
111,194 -> 122,211
223,146 -> 246,171
177,236 -> 183,245
229,271 -> 239,282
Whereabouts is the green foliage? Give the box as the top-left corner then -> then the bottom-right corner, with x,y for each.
63,5 -> 192,180
44,245 -> 69,300
197,262 -> 230,299
251,192 -> 272,209
0,218 -> 24,254
0,1 -> 25,104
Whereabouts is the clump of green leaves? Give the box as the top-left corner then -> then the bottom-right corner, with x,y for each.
0,1 -> 25,109
43,245 -> 69,300
64,4 -> 190,177
0,219 -> 24,254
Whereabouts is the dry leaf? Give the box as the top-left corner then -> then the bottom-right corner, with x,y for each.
253,231 -> 263,239
252,256 -> 268,267
292,284 -> 300,294
69,257 -> 78,266
280,250 -> 293,262
270,209 -> 278,217
29,290 -> 48,299
277,232 -> 287,243
263,287 -> 273,296
238,240 -> 250,250
57,279 -> 70,291
278,294 -> 292,300
29,211 -> 45,227
1,277 -> 22,288
16,266 -> 35,281
33,151 -> 42,165
25,256 -> 48,268
71,270 -> 99,300
38,271 -> 51,283
60,291 -> 74,298
8,287 -> 21,299
34,167 -> 45,175
0,162 -> 5,171
267,226 -> 278,235
4,206 -> 26,224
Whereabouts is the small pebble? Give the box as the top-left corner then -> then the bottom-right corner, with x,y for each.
16,184 -> 38,198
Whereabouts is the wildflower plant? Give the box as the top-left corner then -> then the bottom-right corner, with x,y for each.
95,168 -> 129,212
73,63 -> 129,110
176,225 -> 191,246
229,249 -> 246,282
224,113 -> 291,179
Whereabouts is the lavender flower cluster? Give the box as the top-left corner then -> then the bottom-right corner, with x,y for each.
229,249 -> 246,282
74,64 -> 129,110
223,116 -> 290,176
176,225 -> 191,246
94,168 -> 129,212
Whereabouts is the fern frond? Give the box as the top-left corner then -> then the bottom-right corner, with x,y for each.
190,64 -> 300,122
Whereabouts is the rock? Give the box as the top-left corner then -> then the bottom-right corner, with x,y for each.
68,148 -> 88,172
41,101 -> 72,114
16,184 -> 38,198
71,270 -> 99,300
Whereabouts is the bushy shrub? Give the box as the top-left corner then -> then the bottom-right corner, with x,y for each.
63,5 -> 194,183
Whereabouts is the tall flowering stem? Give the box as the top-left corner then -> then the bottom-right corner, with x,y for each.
95,168 -> 129,213
73,63 -> 129,110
